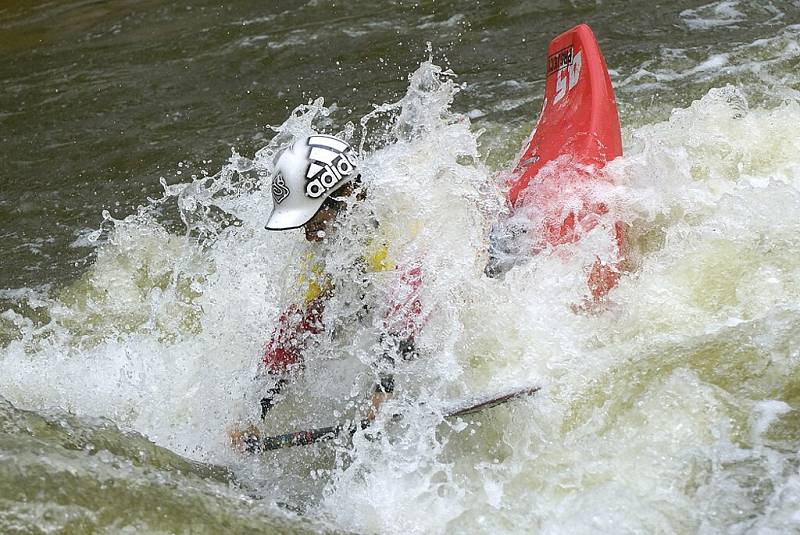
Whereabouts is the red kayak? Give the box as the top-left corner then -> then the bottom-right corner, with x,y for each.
504,24 -> 627,299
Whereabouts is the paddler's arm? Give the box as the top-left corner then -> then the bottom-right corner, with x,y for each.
259,295 -> 328,418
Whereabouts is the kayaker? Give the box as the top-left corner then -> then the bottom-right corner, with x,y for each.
231,134 -> 423,450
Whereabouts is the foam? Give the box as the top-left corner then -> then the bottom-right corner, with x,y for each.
3,59 -> 800,533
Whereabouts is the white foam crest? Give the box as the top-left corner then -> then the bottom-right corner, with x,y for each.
315,82 -> 800,533
617,24 -> 800,97
680,1 -> 746,30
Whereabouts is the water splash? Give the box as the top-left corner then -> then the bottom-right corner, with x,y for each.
3,57 -> 800,534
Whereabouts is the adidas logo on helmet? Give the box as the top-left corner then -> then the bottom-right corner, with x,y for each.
265,134 -> 360,231
304,135 -> 358,199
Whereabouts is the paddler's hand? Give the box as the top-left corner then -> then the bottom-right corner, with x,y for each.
366,373 -> 395,422
229,424 -> 261,453
366,391 -> 393,422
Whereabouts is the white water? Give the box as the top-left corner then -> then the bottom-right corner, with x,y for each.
3,52 -> 800,534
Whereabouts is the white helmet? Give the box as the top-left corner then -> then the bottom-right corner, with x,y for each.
265,134 -> 359,230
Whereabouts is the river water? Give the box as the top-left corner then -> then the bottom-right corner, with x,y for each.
2,1 -> 800,533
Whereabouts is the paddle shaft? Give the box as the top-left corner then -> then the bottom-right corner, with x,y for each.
253,386 -> 540,453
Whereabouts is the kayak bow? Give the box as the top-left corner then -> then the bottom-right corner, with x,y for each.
505,24 -> 627,299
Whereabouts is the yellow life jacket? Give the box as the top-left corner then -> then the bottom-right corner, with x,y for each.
297,240 -> 395,305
